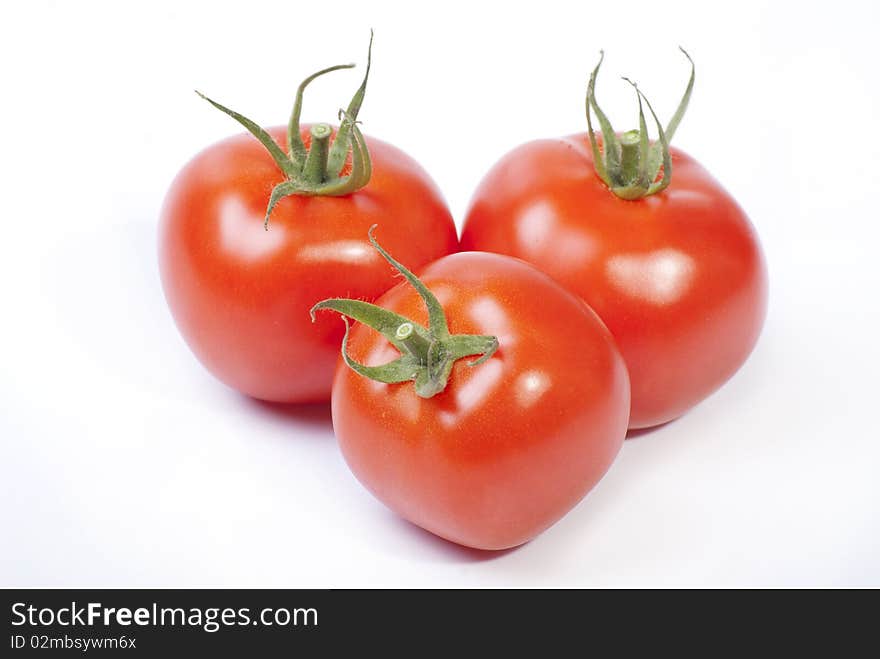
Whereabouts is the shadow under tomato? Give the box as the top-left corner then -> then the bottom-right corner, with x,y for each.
625,417 -> 679,441
240,397 -> 334,433
388,513 -> 524,563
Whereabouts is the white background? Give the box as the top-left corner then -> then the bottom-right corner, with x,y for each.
2,0 -> 878,587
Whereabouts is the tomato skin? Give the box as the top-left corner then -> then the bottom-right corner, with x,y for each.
330,252 -> 630,550
461,135 -> 767,429
159,126 -> 457,402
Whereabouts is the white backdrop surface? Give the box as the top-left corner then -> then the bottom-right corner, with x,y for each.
1,0 -> 878,587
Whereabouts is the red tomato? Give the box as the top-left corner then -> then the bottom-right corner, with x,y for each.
159,125 -> 456,402
461,137 -> 767,428
327,250 -> 630,550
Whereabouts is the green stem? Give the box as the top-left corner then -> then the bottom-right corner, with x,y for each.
618,130 -> 641,183
395,322 -> 432,362
302,124 -> 332,185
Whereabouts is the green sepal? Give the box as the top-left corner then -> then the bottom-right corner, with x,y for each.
195,91 -> 297,179
664,47 -> 695,144
584,48 -> 694,200
327,30 -> 374,177
288,63 -> 355,168
587,51 -> 622,183
365,226 -> 449,338
310,227 -> 499,398
447,334 -> 501,367
264,180 -> 303,229
638,84 -> 673,195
